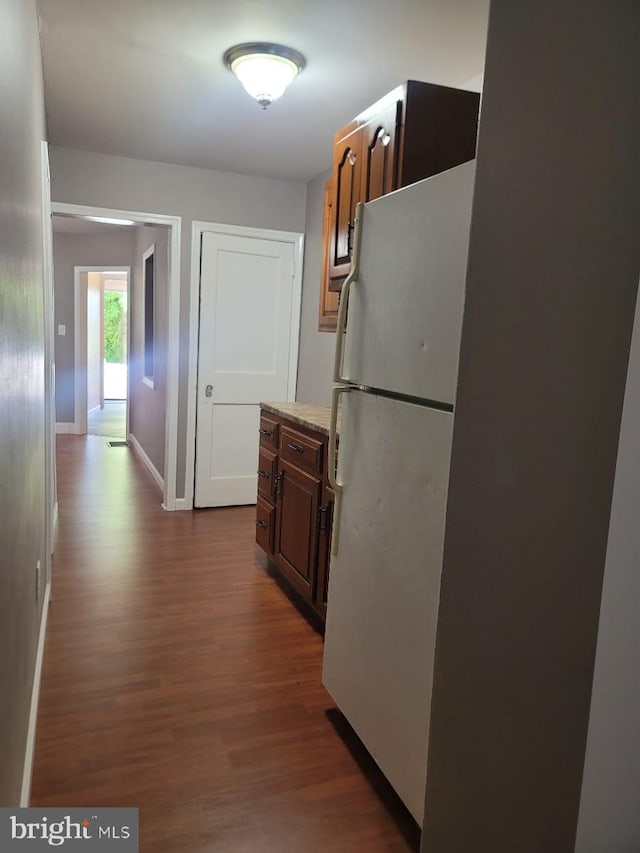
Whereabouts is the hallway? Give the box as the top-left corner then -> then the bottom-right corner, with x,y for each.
32,436 -> 418,852
87,399 -> 126,438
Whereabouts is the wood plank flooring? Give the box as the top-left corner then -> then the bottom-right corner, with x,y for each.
31,435 -> 419,852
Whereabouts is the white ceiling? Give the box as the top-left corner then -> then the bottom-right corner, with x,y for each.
37,0 -> 489,182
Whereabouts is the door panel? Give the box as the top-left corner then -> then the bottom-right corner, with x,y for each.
329,133 -> 362,280
319,178 -> 340,330
196,404 -> 260,506
203,234 -> 294,403
275,460 -> 321,596
195,230 -> 298,507
322,391 -> 454,825
361,100 -> 401,202
343,161 -> 475,406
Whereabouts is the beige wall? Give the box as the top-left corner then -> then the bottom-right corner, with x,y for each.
49,147 -> 308,500
295,168 -> 334,403
53,228 -> 135,423
0,0 -> 47,804
129,225 -> 169,477
422,0 -> 640,849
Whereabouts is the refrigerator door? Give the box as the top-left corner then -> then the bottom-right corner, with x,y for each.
342,160 -> 475,406
322,390 -> 453,825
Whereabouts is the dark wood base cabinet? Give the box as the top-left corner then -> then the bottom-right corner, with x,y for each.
255,407 -> 334,623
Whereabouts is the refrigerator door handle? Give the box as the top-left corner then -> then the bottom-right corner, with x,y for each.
333,202 -> 364,385
328,384 -> 355,555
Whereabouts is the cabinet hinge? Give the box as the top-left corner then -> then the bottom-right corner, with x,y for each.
318,503 -> 329,534
274,472 -> 283,498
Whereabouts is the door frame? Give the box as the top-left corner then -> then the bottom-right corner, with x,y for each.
73,266 -> 132,436
186,220 -> 304,510
41,142 -> 55,586
51,202 -> 182,510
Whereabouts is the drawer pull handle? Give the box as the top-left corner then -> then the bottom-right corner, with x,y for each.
257,469 -> 270,478
255,519 -> 268,529
259,427 -> 273,436
288,442 -> 305,453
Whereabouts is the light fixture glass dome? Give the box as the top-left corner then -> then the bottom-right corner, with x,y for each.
224,43 -> 305,109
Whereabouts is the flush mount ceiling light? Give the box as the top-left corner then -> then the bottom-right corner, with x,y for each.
223,42 -> 305,109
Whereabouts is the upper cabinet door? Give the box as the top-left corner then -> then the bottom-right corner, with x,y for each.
319,178 -> 340,331
360,99 -> 402,203
329,130 -> 362,281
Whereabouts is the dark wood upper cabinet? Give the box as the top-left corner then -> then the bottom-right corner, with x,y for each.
360,98 -> 402,203
324,80 -> 480,296
329,127 -> 362,281
399,80 -> 480,188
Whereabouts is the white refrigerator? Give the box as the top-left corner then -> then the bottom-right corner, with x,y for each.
322,160 -> 476,825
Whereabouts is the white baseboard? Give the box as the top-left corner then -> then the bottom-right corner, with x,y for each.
55,422 -> 77,434
20,580 -> 51,807
163,497 -> 187,512
128,433 -> 164,494
87,404 -> 101,416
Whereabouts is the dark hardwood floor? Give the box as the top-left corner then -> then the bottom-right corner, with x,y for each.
31,435 -> 419,852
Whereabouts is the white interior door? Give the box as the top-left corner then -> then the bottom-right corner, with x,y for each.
195,229 -> 301,507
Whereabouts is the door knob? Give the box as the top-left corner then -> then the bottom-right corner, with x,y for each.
205,384 -> 213,398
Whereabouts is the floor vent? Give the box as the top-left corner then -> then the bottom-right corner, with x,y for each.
107,440 -> 130,447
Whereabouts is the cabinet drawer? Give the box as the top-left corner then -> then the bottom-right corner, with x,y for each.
259,414 -> 279,451
255,497 -> 275,555
280,426 -> 324,476
257,447 -> 278,502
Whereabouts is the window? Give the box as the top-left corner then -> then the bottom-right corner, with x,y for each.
142,244 -> 155,388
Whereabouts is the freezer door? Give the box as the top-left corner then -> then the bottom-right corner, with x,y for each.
342,160 -> 475,406
322,390 -> 453,825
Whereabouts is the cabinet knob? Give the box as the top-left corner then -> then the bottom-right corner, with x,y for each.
257,469 -> 270,478
287,442 -> 304,454
259,427 -> 273,436
255,519 -> 268,529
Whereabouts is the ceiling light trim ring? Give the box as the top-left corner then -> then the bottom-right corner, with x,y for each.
223,42 -> 306,74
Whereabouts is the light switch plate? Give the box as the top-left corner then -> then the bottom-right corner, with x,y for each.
57,324 -> 66,336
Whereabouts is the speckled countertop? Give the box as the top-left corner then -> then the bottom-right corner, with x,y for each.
260,402 -> 340,437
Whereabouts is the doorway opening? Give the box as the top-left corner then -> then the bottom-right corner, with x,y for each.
52,202 -> 182,510
87,270 -> 129,439
75,267 -> 131,441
